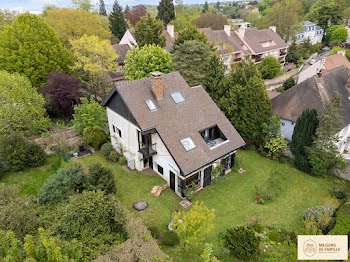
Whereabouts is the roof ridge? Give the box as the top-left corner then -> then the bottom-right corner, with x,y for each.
114,71 -> 180,87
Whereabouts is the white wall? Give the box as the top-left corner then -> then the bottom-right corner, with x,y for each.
336,124 -> 350,154
119,30 -> 137,48
280,118 -> 295,141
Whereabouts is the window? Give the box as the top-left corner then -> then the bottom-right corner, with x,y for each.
145,99 -> 156,111
180,137 -> 196,151
200,125 -> 227,147
113,125 -> 122,138
157,164 -> 163,175
170,92 -> 185,104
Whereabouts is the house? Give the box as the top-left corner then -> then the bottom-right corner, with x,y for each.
298,51 -> 350,84
271,65 -> 350,157
199,25 -> 288,71
109,44 -> 131,83
292,21 -> 324,45
102,71 -> 245,197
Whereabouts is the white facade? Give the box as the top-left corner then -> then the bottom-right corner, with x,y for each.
119,29 -> 137,48
280,118 -> 296,141
293,21 -> 324,45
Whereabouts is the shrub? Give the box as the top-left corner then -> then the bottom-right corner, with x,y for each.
101,143 -> 114,158
331,213 -> 350,235
49,190 -> 126,260
118,156 -> 127,165
161,231 -> 179,246
109,150 -> 120,162
87,163 -> 116,194
149,226 -> 161,239
282,78 -> 295,91
253,223 -> 263,233
330,180 -> 348,199
38,166 -> 86,205
224,226 -> 260,259
258,56 -> 281,79
83,125 -> 107,150
0,133 -> 47,172
304,202 -> 338,233
268,230 -> 281,242
254,171 -> 283,201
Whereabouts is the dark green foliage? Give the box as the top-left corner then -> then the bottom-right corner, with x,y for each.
0,14 -> 72,87
156,0 -> 175,25
217,59 -> 271,140
87,163 -> 116,194
109,0 -> 127,40
101,143 -> 115,158
172,40 -> 214,86
258,56 -> 281,79
99,0 -> 107,16
268,230 -> 281,242
291,109 -> 318,173
0,133 -> 47,172
0,184 -> 39,240
49,190 -> 126,259
286,40 -> 318,65
83,125 -> 107,150
203,1 -> 209,13
203,54 -> 226,103
324,25 -> 348,44
109,150 -> 120,162
38,166 -> 86,205
224,226 -> 260,259
331,203 -> 350,235
161,231 -> 179,246
118,156 -> 127,165
282,77 -> 295,90
172,24 -> 208,51
308,0 -> 345,30
149,226 -> 161,239
135,14 -> 166,47
330,180 -> 348,199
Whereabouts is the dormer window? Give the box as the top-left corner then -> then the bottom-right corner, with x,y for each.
180,137 -> 196,151
145,99 -> 156,111
200,125 -> 228,149
170,92 -> 185,104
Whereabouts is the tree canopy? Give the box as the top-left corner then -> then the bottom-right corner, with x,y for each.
109,0 -> 127,40
123,45 -> 172,81
45,8 -> 111,45
72,0 -> 92,11
172,40 -> 214,86
308,0 -> 344,30
324,25 -> 348,45
0,13 -> 72,87
125,5 -> 147,26
99,0 -> 107,16
172,24 -> 208,50
258,56 -> 281,79
156,0 -> 176,26
194,12 -> 227,30
203,54 -> 226,103
0,71 -> 49,135
135,14 -> 166,47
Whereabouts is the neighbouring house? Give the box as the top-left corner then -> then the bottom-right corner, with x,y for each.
292,21 -> 324,45
272,65 -> 350,158
109,44 -> 131,83
102,71 -> 245,197
298,51 -> 350,84
199,25 -> 288,71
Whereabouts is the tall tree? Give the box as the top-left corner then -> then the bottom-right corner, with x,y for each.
291,109 -> 319,173
0,9 -> 16,30
70,35 -> 118,98
172,40 -> 214,86
99,0 -> 107,16
0,13 -> 72,87
71,0 -> 92,11
203,1 -> 209,13
123,45 -> 172,81
262,0 -> 301,41
308,0 -> 344,30
218,59 -> 271,140
203,54 -> 226,103
307,96 -> 345,176
0,71 -> 49,135
156,0 -> 175,26
135,14 -> 166,47
109,0 -> 127,40
45,8 -> 111,45
173,24 -> 208,50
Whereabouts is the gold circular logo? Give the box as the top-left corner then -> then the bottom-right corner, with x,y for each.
303,239 -> 317,257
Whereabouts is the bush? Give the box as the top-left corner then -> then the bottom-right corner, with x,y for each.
254,171 -> 283,201
282,78 -> 295,91
224,226 -> 260,259
330,180 -> 348,199
331,213 -> 350,235
101,143 -> 114,158
161,231 -> 179,246
83,125 -> 107,150
109,150 -> 120,162
253,223 -> 263,233
49,191 -> 126,260
118,156 -> 127,165
149,226 -> 161,239
258,56 -> 281,79
0,133 -> 47,172
304,202 -> 338,233
268,230 -> 281,242
87,163 -> 116,194
38,166 -> 86,205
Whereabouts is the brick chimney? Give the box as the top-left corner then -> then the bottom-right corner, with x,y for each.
269,26 -> 277,33
224,25 -> 231,36
236,27 -> 245,38
167,24 -> 174,38
150,71 -> 164,100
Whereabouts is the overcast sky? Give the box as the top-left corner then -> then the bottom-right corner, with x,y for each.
0,0 -> 205,12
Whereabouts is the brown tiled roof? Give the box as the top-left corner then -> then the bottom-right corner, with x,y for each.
198,28 -> 245,54
163,31 -> 178,52
272,66 -> 350,129
242,28 -> 287,54
324,53 -> 350,71
267,90 -> 281,100
103,72 -> 245,176
112,44 -> 131,64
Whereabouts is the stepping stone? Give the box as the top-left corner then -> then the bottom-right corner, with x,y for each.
179,199 -> 192,208
133,201 -> 148,211
239,168 -> 246,174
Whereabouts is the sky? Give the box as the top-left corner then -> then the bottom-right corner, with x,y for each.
0,0 -> 209,12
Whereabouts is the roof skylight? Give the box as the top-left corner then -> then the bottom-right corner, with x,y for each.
180,137 -> 196,151
170,92 -> 185,104
145,99 -> 156,111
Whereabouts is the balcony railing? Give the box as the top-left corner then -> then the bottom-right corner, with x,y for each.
139,142 -> 157,158
280,51 -> 287,56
